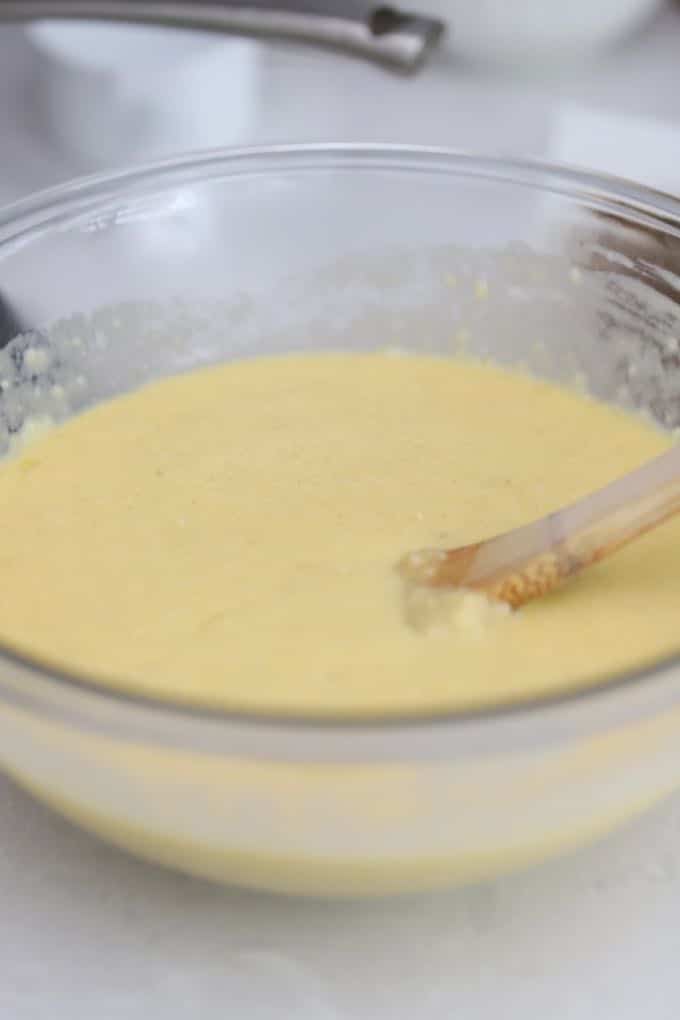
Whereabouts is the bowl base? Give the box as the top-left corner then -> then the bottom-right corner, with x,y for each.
8,769 -> 673,899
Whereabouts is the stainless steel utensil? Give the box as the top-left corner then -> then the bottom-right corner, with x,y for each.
0,0 -> 445,71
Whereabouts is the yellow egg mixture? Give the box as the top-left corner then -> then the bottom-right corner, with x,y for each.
0,351 -> 678,715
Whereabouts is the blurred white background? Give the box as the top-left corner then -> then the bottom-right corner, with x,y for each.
1,1 -> 680,201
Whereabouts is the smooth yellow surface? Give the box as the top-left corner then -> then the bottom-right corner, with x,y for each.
0,352 -> 678,715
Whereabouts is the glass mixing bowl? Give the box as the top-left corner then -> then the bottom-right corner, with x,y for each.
0,146 -> 679,897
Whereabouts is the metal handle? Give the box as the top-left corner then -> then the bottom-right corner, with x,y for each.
0,0 -> 445,71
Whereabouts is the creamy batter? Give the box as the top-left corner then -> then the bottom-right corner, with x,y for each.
0,352 -> 678,716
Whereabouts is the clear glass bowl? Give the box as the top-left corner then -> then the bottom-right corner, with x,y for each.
1,145 -> 680,897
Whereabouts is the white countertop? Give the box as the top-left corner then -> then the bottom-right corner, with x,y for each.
1,6 -> 680,1017
2,780 -> 680,1019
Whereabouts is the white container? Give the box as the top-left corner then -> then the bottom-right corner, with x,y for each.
26,21 -> 260,167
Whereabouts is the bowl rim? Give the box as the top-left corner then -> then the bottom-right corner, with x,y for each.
3,142 -> 680,247
1,142 -> 680,757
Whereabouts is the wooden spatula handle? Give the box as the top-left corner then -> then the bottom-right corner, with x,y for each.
401,443 -> 680,608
